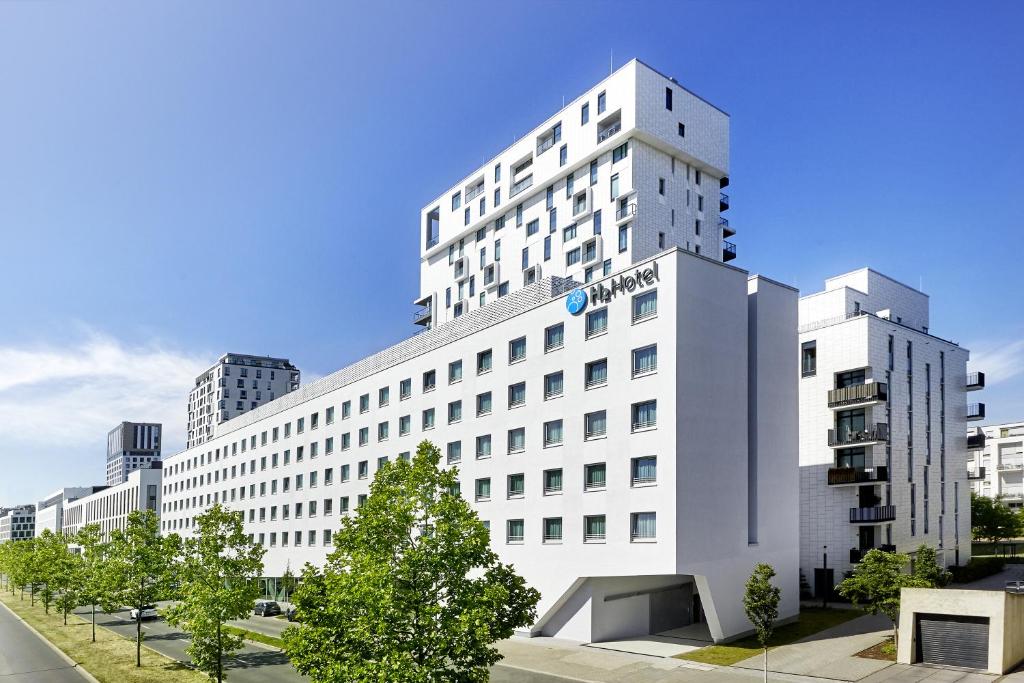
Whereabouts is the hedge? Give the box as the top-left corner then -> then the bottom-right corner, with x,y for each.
949,556 -> 1005,583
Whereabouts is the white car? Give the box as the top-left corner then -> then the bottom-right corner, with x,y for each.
130,604 -> 159,621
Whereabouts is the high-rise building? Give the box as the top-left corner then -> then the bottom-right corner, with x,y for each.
106,421 -> 162,486
160,61 -> 801,644
414,59 -> 734,329
798,269 -> 977,593
35,486 -> 106,535
187,354 -> 300,449
967,421 -> 1022,506
0,504 -> 36,541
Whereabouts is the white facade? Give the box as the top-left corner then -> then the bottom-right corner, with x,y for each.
35,486 -> 103,535
188,354 -> 300,449
62,466 -> 162,541
161,247 -> 799,644
0,504 -> 36,542
798,269 -> 975,591
106,421 -> 162,486
415,59 -> 735,330
967,422 -> 1023,507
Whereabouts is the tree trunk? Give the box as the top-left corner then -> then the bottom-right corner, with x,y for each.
763,647 -> 768,683
92,603 -> 96,642
217,621 -> 223,683
136,611 -> 142,667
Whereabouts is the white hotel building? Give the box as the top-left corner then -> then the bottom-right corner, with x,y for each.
159,60 -> 800,644
798,270 -> 978,594
967,422 -> 1024,507
62,465 -> 162,541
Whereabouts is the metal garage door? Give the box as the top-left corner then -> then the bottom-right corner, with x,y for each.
916,613 -> 989,670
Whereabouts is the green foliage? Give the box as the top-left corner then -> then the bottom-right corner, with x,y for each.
103,509 -> 181,667
971,492 -> 1023,543
743,563 -> 781,683
280,562 -> 297,603
163,504 -> 265,683
75,524 -> 109,642
911,545 -> 951,588
837,549 -> 930,643
949,556 -> 1006,583
283,440 -> 540,683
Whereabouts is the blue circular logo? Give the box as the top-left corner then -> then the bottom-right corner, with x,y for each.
566,288 -> 588,315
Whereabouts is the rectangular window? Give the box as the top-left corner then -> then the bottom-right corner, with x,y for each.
631,456 -> 657,486
476,391 -> 492,416
379,386 -> 389,407
631,512 -> 657,541
377,421 -> 389,441
508,382 -> 526,408
544,235 -> 551,261
506,519 -> 524,543
612,142 -> 628,163
559,144 -> 567,167
341,464 -> 350,482
509,336 -> 527,363
584,514 -> 606,542
508,428 -> 526,453
543,420 -> 563,447
507,474 -> 525,498
358,461 -> 368,479
593,210 -> 603,235
581,102 -> 589,124
632,345 -> 657,376
543,469 -> 563,495
566,247 -> 581,266
597,91 -> 606,114
448,400 -> 463,424
494,163 -> 501,183
632,400 -> 657,431
452,192 -> 461,210
632,290 -> 658,322
665,86 -> 673,111
586,308 -> 608,337
476,434 -> 492,459
423,369 -> 436,392
544,371 -> 564,399
399,378 -> 412,400
585,463 -> 606,490
475,478 -> 491,502
584,410 -> 607,439
359,394 -> 369,413
448,360 -> 463,383
658,177 -> 666,196
678,122 -> 685,137
544,323 -> 564,351
494,188 -> 500,207
358,427 -> 368,446
610,173 -> 619,200
422,408 -> 435,430
801,341 -> 817,377
618,225 -> 628,253
543,517 -> 563,543
477,349 -> 492,374
464,207 -> 470,225
563,223 -> 577,241
516,203 -> 523,227
341,400 -> 351,419
549,208 -> 557,232
447,441 -> 462,464
590,160 -> 598,185
527,219 -> 539,236
585,358 -> 608,388
521,247 -> 529,270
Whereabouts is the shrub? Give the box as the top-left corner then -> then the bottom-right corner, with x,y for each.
949,557 -> 1005,583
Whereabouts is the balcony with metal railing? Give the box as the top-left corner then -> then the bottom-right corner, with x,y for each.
597,121 -> 622,143
510,174 -> 533,198
967,372 -> 986,391
615,203 -> 636,222
719,216 -> 735,237
828,382 -> 888,409
828,423 -> 889,447
967,403 -> 986,421
849,505 -> 896,523
412,305 -> 432,326
968,466 -> 987,480
722,240 -> 737,262
827,466 -> 889,486
968,432 -> 987,450
719,192 -> 730,211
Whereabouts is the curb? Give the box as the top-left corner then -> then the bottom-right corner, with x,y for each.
0,599 -> 101,683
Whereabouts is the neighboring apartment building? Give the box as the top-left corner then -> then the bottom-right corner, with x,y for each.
187,354 -> 300,449
63,464 -> 162,541
35,486 -> 106,535
414,59 -> 735,330
967,421 -> 1024,507
0,504 -> 36,542
798,269 -> 978,594
106,421 -> 162,486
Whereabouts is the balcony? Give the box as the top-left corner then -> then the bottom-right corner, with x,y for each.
827,466 -> 889,486
849,505 -> 896,523
998,459 -> 1023,472
968,432 -> 987,450
828,423 -> 889,448
967,403 -> 986,421
510,174 -> 533,198
719,216 -> 735,238
720,192 -> 730,211
412,306 -> 432,327
967,372 -> 986,391
968,466 -> 986,480
850,544 -> 896,563
1002,486 -> 1023,501
597,121 -> 622,143
615,203 -> 636,222
828,382 -> 888,409
723,240 -> 737,262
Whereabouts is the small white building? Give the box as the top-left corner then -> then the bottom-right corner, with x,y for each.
0,504 -> 36,542
798,269 -> 976,593
967,422 -> 1024,507
35,486 -> 106,535
62,465 -> 162,541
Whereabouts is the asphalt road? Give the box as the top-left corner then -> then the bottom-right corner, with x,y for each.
72,605 -> 304,683
0,601 -> 89,682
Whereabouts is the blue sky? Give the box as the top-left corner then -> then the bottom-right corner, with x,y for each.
1,1 -> 1021,503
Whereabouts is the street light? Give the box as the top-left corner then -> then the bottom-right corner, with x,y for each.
822,545 -> 828,609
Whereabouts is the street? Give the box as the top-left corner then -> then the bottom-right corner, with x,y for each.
0,601 -> 88,682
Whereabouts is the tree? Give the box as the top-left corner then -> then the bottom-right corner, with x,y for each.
743,563 -> 781,683
912,545 -> 951,588
280,562 -> 297,603
283,440 -> 540,683
971,492 -> 1023,545
34,530 -> 78,618
837,549 -> 929,645
102,510 -> 181,667
164,504 -> 265,683
76,524 -> 109,642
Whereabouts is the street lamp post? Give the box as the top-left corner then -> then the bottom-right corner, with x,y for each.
822,545 -> 828,609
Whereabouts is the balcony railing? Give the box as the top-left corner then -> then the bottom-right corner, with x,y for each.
723,240 -> 737,262
464,183 -> 484,202
720,192 -> 730,210
584,533 -> 606,543
1002,487 -> 1024,499
968,466 -> 986,480
510,174 -> 533,198
412,306 -> 432,325
827,382 -> 888,408
849,505 -> 896,523
719,216 -> 735,237
967,403 -> 986,421
999,460 -> 1023,471
827,466 -> 889,485
597,121 -> 622,143
829,423 -> 889,447
968,432 -> 987,450
616,203 -> 636,221
967,372 -> 985,391
426,235 -> 439,249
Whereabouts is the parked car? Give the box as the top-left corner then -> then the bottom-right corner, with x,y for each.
130,604 -> 159,621
254,600 -> 282,617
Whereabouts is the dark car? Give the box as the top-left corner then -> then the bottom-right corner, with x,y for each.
254,600 -> 282,617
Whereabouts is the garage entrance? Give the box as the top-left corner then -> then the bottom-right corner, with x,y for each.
915,613 -> 989,670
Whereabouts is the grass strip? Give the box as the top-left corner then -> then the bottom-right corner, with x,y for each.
675,607 -> 865,666
0,590 -> 205,683
223,624 -> 286,649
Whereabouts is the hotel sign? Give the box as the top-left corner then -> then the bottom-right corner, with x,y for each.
588,262 -> 659,305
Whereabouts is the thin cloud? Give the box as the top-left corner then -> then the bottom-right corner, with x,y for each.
969,338 -> 1024,387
